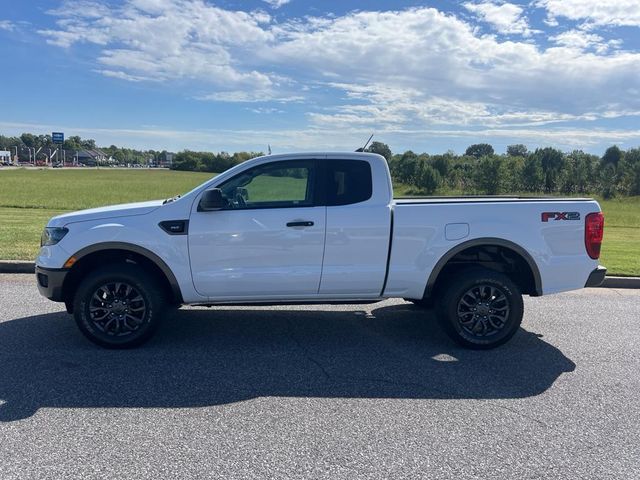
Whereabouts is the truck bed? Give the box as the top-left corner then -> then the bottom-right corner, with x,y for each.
394,196 -> 594,204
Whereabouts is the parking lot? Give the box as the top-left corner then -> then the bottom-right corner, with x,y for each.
0,273 -> 638,479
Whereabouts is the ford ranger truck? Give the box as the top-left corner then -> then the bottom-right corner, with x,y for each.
35,152 -> 606,349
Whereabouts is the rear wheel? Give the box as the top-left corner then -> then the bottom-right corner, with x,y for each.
437,267 -> 523,349
73,264 -> 166,348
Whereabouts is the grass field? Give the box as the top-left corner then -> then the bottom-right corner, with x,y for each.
1,168 -> 638,276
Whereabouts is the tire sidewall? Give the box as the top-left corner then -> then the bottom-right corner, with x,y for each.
439,269 -> 524,349
74,265 -> 164,348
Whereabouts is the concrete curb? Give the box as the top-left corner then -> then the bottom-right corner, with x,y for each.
0,261 -> 35,274
601,276 -> 640,289
0,260 -> 639,288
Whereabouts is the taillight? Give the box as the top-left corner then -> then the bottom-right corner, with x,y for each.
585,212 -> 604,259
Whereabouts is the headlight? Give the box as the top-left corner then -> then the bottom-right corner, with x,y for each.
41,227 -> 69,246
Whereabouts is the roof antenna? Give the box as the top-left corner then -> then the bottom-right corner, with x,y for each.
267,144 -> 272,155
355,134 -> 374,152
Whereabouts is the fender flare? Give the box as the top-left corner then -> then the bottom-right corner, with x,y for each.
68,241 -> 183,302
423,237 -> 543,298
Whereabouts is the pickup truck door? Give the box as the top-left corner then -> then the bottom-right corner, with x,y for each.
188,159 -> 326,299
318,158 -> 392,296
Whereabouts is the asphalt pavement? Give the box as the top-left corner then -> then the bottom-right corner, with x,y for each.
0,274 -> 638,479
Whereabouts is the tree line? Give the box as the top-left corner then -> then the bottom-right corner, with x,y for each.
0,133 -> 172,165
366,141 -> 640,198
2,132 -> 639,198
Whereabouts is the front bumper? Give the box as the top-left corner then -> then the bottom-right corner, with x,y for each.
35,266 -> 68,302
585,265 -> 607,288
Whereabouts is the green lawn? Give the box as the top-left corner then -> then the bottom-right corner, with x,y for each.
0,168 -> 638,276
597,196 -> 640,277
0,168 -> 213,210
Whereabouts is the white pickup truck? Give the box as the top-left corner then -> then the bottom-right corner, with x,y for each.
36,152 -> 606,349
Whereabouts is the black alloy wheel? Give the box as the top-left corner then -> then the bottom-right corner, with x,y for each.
88,281 -> 147,337
455,284 -> 510,338
73,264 -> 166,348
437,267 -> 523,349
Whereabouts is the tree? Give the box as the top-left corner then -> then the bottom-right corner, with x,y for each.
0,135 -> 22,150
429,154 -> 450,179
63,136 -> 82,151
447,160 -> 474,191
507,144 -> 528,157
390,150 -> 419,184
366,141 -> 392,162
620,148 -> 640,196
415,163 -> 441,194
112,150 -> 125,163
598,163 -> 617,199
602,145 -> 623,168
520,156 -> 544,192
532,147 -> 564,193
562,150 -> 597,194
502,156 -> 525,191
465,143 -> 494,159
172,151 -> 203,171
81,138 -> 96,150
20,133 -> 36,148
474,156 -> 504,195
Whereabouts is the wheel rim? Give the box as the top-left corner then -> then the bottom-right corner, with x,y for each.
456,284 -> 510,338
88,282 -> 147,337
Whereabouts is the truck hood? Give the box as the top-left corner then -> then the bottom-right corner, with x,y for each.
48,200 -> 164,227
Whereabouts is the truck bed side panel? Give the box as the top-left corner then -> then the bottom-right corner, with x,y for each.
385,200 -> 602,298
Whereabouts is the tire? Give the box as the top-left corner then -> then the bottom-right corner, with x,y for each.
73,264 -> 166,349
436,267 -> 523,349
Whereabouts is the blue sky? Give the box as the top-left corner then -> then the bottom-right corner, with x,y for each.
1,0 -> 640,155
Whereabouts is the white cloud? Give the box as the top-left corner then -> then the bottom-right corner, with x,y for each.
197,91 -> 303,103
550,29 -> 622,54
262,0 -> 291,9
39,0 -> 277,92
33,1 -> 640,145
267,7 -> 640,118
307,83 -> 605,132
538,0 -> 640,28
0,20 -> 16,31
463,1 -> 534,36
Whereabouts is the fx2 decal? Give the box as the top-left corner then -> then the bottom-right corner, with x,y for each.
541,212 -> 581,222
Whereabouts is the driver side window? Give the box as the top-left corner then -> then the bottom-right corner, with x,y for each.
218,160 -> 316,210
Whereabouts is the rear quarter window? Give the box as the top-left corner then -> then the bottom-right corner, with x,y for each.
326,160 -> 372,206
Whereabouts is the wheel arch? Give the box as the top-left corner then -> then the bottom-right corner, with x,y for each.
62,242 -> 183,307
423,237 -> 543,299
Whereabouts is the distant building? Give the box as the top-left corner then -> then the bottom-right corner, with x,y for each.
157,151 -> 174,167
0,150 -> 11,163
76,149 -> 109,166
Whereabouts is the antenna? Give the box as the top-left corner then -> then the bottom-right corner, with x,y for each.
355,134 -> 374,152
267,144 -> 272,155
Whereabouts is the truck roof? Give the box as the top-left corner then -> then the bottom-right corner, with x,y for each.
253,151 -> 383,161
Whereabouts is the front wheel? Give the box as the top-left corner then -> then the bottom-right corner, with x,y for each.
437,268 -> 523,349
73,264 -> 166,349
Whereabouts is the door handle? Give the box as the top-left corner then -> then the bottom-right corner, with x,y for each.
286,221 -> 314,227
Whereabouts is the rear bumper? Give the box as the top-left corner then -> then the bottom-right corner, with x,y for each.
35,266 -> 68,302
585,266 -> 607,288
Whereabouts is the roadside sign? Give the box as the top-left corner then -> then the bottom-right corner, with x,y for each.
52,132 -> 64,144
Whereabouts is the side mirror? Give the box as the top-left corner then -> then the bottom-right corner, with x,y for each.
198,188 -> 225,211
